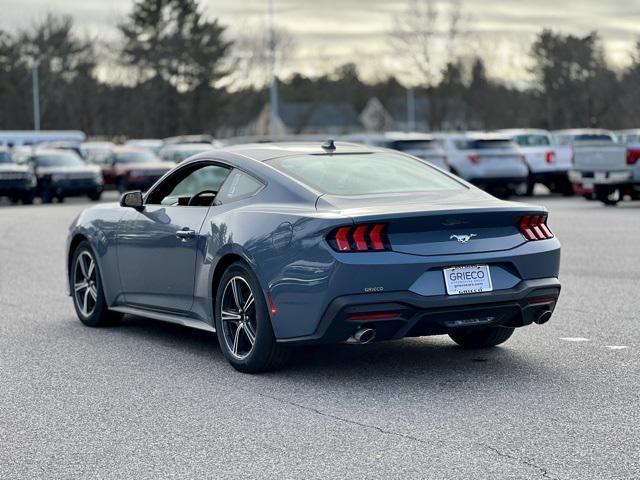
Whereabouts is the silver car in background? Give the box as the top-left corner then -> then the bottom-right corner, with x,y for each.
344,132 -> 449,171
433,133 -> 529,197
498,129 -> 573,195
158,143 -> 216,163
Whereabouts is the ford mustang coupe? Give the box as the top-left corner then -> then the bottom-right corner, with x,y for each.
66,141 -> 561,373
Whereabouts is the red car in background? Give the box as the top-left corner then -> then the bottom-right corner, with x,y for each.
98,147 -> 174,192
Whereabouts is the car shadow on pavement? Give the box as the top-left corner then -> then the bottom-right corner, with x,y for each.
113,315 -> 553,387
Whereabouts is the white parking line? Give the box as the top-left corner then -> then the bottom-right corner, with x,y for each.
560,337 -> 590,342
605,346 -> 629,350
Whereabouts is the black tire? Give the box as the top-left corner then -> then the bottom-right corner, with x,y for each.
57,195 -> 65,203
449,327 -> 514,348
22,191 -> 35,204
70,241 -> 122,327
41,188 -> 54,204
88,191 -> 102,201
525,178 -> 535,197
214,261 -> 290,373
594,186 -> 621,206
116,178 -> 128,194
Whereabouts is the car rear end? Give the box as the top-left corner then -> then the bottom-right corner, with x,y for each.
503,131 -> 572,194
561,131 -> 631,200
449,136 -> 529,196
387,138 -> 449,171
262,148 -> 560,346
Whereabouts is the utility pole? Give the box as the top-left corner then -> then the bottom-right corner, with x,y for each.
406,86 -> 416,132
32,59 -> 41,131
268,0 -> 279,138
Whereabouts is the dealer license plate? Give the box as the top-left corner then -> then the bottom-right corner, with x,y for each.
443,265 -> 493,295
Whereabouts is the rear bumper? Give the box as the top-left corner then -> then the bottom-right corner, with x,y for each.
277,277 -> 561,345
569,170 -> 633,187
531,171 -> 569,184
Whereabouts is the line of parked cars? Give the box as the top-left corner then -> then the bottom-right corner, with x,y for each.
2,128 -> 639,206
0,134 -> 220,204
345,128 -> 639,204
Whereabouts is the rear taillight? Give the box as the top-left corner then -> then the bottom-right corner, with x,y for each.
327,224 -> 390,252
468,154 -> 479,164
626,148 -> 640,165
519,215 -> 554,241
545,150 -> 555,164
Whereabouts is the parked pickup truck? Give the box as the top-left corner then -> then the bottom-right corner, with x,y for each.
553,129 -> 631,205
498,129 -> 573,195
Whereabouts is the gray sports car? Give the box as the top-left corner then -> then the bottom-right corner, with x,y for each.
66,141 -> 561,372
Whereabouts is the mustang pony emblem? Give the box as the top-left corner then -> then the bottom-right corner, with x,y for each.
450,234 -> 477,244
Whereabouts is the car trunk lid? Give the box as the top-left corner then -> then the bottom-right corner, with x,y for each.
317,190 -> 544,256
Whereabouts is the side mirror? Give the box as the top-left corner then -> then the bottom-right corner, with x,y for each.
120,191 -> 144,211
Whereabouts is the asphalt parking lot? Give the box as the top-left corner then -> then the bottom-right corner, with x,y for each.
0,193 -> 638,479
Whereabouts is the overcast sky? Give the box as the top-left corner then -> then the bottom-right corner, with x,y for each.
2,0 -> 639,84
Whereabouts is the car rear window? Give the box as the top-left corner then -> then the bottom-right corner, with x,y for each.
267,153 -> 465,196
513,135 -> 550,147
389,140 -> 439,151
454,139 -> 516,150
115,150 -> 159,164
33,152 -> 85,167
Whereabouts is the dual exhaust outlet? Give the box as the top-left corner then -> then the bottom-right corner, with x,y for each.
348,309 -> 552,344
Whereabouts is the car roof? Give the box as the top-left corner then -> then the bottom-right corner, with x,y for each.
223,141 -> 381,162
497,129 -> 551,136
162,143 -> 215,151
552,128 -> 614,136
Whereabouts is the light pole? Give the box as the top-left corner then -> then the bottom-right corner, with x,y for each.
406,86 -> 415,132
268,0 -> 279,138
32,59 -> 41,131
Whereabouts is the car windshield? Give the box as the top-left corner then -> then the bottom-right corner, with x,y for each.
115,150 -> 159,164
0,151 -> 12,163
513,135 -> 550,147
267,153 -> 465,196
33,152 -> 85,167
556,134 -> 614,145
454,139 -> 516,150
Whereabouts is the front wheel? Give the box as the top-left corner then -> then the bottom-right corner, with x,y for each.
215,262 -> 290,373
71,241 -> 122,327
449,327 -> 514,348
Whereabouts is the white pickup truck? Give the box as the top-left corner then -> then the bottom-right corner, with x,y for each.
498,129 -> 573,195
553,129 -> 631,205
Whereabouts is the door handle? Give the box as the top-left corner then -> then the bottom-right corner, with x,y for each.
176,228 -> 196,241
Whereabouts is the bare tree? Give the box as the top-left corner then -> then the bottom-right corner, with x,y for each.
231,22 -> 296,88
389,0 -> 468,129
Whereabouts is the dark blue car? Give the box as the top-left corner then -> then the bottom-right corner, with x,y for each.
66,142 -> 561,372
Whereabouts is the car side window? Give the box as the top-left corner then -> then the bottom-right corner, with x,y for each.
147,163 -> 231,206
217,169 -> 264,203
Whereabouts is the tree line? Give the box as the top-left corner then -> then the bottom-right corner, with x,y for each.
0,0 -> 639,138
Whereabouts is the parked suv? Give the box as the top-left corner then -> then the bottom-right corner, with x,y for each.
498,129 -> 573,195
0,147 -> 37,204
554,129 -> 630,205
99,147 -> 174,192
433,133 -> 529,197
28,149 -> 103,203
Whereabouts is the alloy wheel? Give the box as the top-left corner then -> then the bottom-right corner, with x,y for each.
74,251 -> 98,317
220,276 -> 257,360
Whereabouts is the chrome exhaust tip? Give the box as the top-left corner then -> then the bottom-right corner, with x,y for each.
534,310 -> 553,325
350,328 -> 376,344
